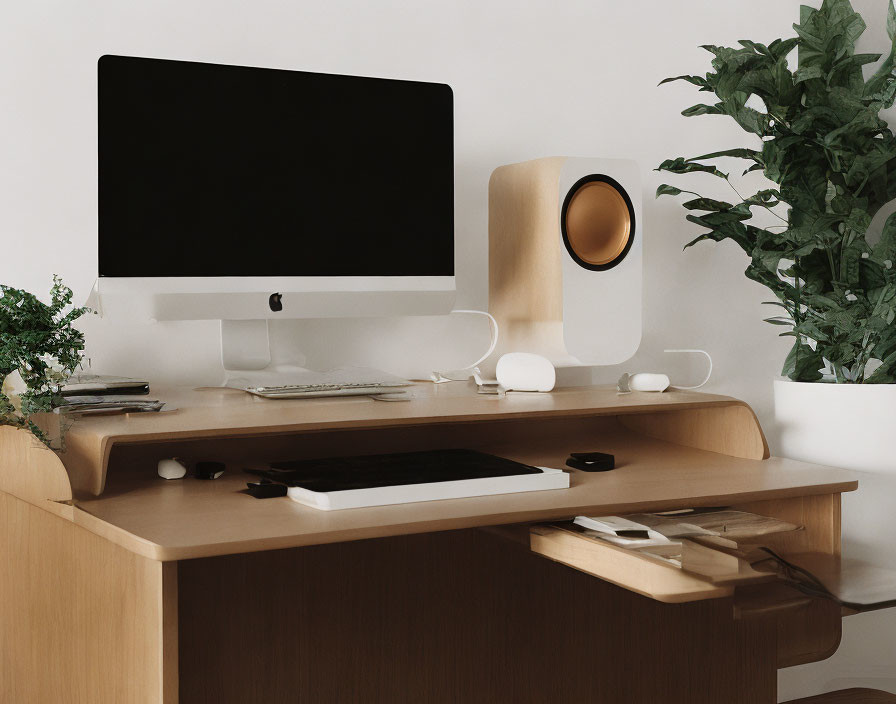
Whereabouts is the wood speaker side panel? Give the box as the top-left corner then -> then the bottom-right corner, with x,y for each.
489,158 -> 565,349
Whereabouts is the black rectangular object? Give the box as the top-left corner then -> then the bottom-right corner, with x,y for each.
249,449 -> 541,493
566,451 -> 615,472
98,55 -> 454,278
245,481 -> 289,499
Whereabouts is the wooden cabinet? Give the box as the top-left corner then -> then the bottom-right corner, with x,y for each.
0,384 -> 887,703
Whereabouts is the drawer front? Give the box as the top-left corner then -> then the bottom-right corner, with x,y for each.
530,525 -> 734,603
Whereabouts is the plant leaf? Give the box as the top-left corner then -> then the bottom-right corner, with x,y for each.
682,197 -> 735,211
655,184 -> 701,199
782,339 -> 824,381
689,148 -> 762,162
681,103 -> 725,117
656,157 -> 728,179
659,75 -> 712,90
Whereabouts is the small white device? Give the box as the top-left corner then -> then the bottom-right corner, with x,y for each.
157,458 -> 187,480
616,350 -> 713,394
495,352 -> 556,392
628,373 -> 671,392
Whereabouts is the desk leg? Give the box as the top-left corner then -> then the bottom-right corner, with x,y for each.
0,491 -> 179,704
161,562 -> 179,704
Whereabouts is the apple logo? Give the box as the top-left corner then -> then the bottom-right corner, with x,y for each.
268,292 -> 283,312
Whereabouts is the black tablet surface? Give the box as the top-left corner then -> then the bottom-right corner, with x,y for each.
248,449 -> 541,493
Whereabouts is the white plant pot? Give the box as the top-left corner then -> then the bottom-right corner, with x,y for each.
774,379 -> 896,695
775,379 -> 896,475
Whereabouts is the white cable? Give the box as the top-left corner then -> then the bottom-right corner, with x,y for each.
430,309 -> 500,383
664,349 -> 713,389
453,310 -> 499,369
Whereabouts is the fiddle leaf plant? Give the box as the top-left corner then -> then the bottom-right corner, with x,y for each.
657,0 -> 896,383
0,276 -> 88,444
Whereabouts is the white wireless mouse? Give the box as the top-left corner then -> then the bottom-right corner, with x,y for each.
629,373 -> 671,392
158,458 -> 187,480
495,352 -> 556,392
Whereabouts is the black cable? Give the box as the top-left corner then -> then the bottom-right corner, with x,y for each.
751,546 -> 896,612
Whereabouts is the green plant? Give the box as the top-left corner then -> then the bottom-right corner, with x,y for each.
0,276 -> 88,444
657,0 -> 896,382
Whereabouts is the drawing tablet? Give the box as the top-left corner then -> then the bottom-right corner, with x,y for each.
247,449 -> 569,510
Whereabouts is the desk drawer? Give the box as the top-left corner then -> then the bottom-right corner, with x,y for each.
529,524 -> 781,604
530,525 -> 728,603
527,495 -> 847,605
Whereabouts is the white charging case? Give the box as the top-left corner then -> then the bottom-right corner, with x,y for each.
495,352 -> 556,392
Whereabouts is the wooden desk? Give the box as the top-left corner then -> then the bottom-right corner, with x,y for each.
0,384 -> 872,703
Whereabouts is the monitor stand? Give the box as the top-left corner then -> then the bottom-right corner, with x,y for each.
219,320 -> 410,392
219,320 -> 310,388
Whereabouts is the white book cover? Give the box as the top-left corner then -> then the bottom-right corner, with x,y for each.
573,515 -> 673,548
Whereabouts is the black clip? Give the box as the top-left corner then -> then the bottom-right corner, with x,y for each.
565,451 -> 615,472
246,479 -> 288,499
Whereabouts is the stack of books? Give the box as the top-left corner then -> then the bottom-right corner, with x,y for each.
60,374 -> 150,396
56,374 -> 165,416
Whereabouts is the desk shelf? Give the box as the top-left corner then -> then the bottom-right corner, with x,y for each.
69,413 -> 855,561
56,383 -> 771,497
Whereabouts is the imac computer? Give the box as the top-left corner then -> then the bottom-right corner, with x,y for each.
92,55 -> 455,377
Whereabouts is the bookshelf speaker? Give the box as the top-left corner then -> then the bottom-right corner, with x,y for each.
489,157 -> 642,365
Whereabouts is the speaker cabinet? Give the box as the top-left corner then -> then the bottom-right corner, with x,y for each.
489,157 -> 642,365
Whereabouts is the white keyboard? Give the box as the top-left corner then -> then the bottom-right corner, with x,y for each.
240,368 -> 413,399
248,382 -> 409,399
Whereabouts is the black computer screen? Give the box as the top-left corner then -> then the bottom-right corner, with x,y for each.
98,56 -> 454,277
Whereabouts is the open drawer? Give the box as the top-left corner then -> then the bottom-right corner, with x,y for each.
527,495 -> 847,605
530,523 -> 774,603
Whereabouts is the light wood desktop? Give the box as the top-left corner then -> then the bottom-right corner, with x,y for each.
0,383 -> 890,703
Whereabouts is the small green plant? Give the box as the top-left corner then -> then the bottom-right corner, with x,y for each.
657,0 -> 896,383
0,276 -> 88,444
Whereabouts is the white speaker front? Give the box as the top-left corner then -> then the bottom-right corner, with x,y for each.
559,158 -> 642,365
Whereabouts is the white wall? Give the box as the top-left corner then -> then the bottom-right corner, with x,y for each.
1,0 -> 803,401
2,1 -> 893,699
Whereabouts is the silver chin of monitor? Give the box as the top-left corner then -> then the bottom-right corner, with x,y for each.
86,275 -> 456,378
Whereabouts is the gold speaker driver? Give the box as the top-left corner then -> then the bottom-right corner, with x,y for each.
560,174 -> 635,271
